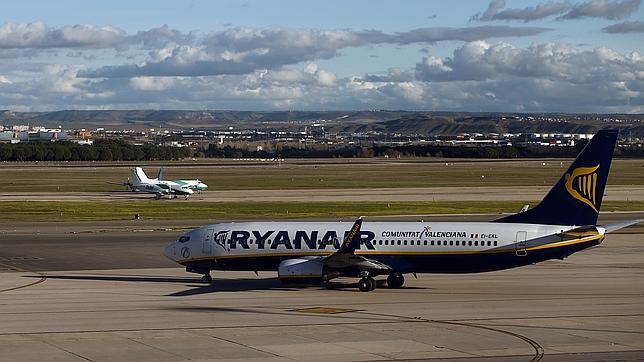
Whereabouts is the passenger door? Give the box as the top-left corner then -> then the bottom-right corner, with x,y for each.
515,231 -> 527,256
203,228 -> 215,255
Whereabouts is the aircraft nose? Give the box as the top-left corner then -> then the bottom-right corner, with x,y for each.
164,242 -> 176,261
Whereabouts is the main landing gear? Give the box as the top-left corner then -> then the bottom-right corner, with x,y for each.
358,272 -> 406,292
387,273 -> 405,288
201,273 -> 213,283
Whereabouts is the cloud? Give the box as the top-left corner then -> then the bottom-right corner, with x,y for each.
473,0 -> 641,22
0,21 -> 125,49
129,76 -> 179,91
475,0 -> 507,21
559,0 -> 641,20
80,25 -> 550,78
390,26 -> 551,44
2,57 -> 642,112
602,20 -> 644,32
473,0 -> 569,22
415,41 -> 644,85
361,68 -> 415,83
0,22 -> 640,113
131,24 -> 195,49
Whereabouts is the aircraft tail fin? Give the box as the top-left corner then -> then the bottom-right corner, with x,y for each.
134,167 -> 151,183
130,168 -> 143,186
495,129 -> 618,226
157,167 -> 165,181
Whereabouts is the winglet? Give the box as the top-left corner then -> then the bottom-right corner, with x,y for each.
337,217 -> 363,254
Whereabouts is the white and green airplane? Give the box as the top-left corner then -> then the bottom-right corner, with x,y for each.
129,167 -> 194,200
154,167 -> 208,193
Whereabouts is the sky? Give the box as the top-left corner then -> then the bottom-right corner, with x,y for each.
1,0 -> 643,113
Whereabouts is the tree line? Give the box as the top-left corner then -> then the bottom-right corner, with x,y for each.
0,140 -> 192,161
1,140 -> 641,162
204,142 -> 644,159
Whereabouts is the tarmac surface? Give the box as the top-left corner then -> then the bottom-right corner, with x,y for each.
3,185 -> 644,202
1,214 -> 643,361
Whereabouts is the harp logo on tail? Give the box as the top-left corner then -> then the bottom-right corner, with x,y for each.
564,165 -> 600,213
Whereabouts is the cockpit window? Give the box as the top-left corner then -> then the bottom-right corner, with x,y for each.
179,235 -> 190,243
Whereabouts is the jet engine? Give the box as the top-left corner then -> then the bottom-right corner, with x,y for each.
278,258 -> 332,284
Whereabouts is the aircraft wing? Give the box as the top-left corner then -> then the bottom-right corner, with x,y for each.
601,219 -> 644,233
323,217 -> 391,273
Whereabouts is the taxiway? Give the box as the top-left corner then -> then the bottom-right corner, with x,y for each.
0,214 -> 643,361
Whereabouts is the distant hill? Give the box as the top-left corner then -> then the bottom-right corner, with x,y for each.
1,110 -> 643,137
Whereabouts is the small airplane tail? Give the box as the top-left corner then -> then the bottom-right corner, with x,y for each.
134,167 -> 151,184
157,167 -> 165,181
496,129 -> 618,226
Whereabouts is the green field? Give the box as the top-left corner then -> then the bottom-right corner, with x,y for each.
1,159 -> 643,193
2,200 -> 643,222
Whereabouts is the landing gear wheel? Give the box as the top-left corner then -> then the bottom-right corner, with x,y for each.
201,274 -> 213,283
358,277 -> 376,292
387,273 -> 405,288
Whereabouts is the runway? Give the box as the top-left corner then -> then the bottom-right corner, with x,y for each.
1,214 -> 643,361
3,185 -> 644,202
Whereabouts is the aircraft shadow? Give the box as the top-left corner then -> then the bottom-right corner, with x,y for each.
107,192 -> 158,199
30,274 -> 425,295
30,274 -> 195,284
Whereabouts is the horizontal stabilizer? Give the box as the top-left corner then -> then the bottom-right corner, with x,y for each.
601,219 -> 643,233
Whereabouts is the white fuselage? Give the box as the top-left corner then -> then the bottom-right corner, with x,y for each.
164,221 -> 594,269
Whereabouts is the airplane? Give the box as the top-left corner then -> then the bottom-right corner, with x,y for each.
154,167 -> 208,193
128,167 -> 194,200
163,129 -> 642,292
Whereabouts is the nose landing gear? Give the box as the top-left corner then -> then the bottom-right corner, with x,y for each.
201,273 -> 213,283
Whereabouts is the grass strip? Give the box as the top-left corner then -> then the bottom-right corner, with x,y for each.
1,200 -> 643,222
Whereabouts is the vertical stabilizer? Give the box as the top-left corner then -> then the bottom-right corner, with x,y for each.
135,167 -> 151,183
130,168 -> 143,186
495,129 -> 618,226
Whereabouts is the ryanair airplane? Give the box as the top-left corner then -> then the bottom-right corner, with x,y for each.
164,130 -> 641,292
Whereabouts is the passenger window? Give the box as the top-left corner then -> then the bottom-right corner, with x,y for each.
424,240 -> 428,246
403,240 -> 407,245
475,241 -> 478,246
397,240 -> 401,245
487,241 -> 491,246
468,241 -> 472,246
449,241 -> 453,246
494,241 -> 498,246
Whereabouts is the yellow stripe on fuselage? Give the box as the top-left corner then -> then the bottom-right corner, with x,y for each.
525,234 -> 602,251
